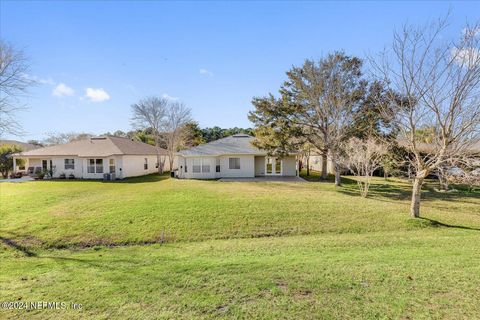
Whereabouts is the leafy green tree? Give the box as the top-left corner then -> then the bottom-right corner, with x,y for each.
249,52 -> 366,185
0,144 -> 22,178
180,122 -> 206,149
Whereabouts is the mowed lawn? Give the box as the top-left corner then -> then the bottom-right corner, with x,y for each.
1,172 -> 480,319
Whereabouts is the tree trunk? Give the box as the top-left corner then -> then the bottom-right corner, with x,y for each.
169,156 -> 174,173
156,152 -> 163,174
306,156 -> 310,176
334,162 -> 341,186
410,177 -> 424,218
321,152 -> 328,180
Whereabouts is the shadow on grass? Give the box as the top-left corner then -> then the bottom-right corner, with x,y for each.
418,217 -> 480,231
337,178 -> 480,205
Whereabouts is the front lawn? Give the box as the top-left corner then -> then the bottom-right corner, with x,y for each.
1,173 -> 479,319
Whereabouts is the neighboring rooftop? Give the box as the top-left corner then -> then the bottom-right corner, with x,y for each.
18,136 -> 166,157
178,134 -> 266,156
0,139 -> 40,152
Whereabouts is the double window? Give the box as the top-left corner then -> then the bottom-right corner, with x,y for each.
64,159 -> 75,170
192,158 -> 210,173
229,158 -> 240,169
88,159 -> 103,174
193,159 -> 201,173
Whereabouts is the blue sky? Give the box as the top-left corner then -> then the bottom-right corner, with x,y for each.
1,1 -> 479,141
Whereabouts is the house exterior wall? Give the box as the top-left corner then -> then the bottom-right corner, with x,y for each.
16,155 -> 164,179
254,156 -> 265,176
121,155 -> 160,178
52,156 -> 83,178
177,155 -> 297,179
282,156 -> 297,176
177,155 -> 255,179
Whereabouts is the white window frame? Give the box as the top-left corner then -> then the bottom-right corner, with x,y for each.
64,158 -> 75,170
192,158 -> 201,173
109,159 -> 116,174
87,158 -> 104,174
229,157 -> 240,169
191,158 -> 211,173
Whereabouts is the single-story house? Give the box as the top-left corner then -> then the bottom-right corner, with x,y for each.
176,134 -> 299,179
13,136 -> 171,179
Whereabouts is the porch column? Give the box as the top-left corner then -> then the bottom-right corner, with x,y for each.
13,157 -> 17,173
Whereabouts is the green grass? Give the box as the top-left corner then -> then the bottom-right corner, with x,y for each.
1,172 -> 480,319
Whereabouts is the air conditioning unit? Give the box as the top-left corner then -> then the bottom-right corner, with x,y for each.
110,173 -> 116,181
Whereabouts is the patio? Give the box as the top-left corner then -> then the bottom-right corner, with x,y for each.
218,176 -> 306,182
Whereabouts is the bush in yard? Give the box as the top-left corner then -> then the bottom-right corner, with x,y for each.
0,144 -> 22,178
341,137 -> 388,197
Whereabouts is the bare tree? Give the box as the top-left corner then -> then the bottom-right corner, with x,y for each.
164,101 -> 192,171
43,132 -> 93,145
342,137 -> 388,197
131,96 -> 168,173
0,40 -> 33,136
372,18 -> 480,217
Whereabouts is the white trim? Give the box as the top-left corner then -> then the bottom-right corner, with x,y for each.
265,157 -> 283,176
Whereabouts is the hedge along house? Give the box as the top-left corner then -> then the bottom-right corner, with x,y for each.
13,136 -> 171,179
176,134 -> 299,179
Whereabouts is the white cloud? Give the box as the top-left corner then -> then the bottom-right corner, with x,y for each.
85,88 -> 110,102
199,68 -> 214,76
162,93 -> 178,101
23,73 -> 56,85
52,83 -> 75,97
451,47 -> 480,67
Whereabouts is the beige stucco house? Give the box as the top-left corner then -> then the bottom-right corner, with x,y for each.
176,134 -> 299,179
13,136 -> 171,179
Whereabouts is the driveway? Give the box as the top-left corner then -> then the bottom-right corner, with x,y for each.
218,176 -> 306,182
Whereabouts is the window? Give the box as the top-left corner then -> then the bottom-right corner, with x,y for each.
229,158 -> 240,169
185,162 -> 187,173
275,158 -> 282,174
88,159 -> 103,174
216,158 -> 220,172
202,160 -> 210,173
64,159 -> 75,170
96,159 -> 103,173
266,157 -> 273,174
192,158 -> 201,173
109,159 -> 115,174
144,158 -> 148,170
88,159 -> 95,173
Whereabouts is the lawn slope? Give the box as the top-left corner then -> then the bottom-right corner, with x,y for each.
1,174 -> 479,249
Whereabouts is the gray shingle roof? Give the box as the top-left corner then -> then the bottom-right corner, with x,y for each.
178,134 -> 266,156
18,136 -> 167,157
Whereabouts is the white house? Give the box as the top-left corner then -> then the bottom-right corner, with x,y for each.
176,134 -> 299,179
13,136 -> 171,179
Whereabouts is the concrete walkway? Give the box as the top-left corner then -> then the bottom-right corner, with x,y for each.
218,176 -> 306,182
0,176 -> 35,183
